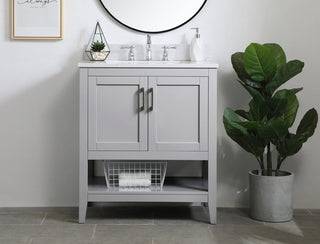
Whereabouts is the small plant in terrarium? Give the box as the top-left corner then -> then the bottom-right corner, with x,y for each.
91,41 -> 105,52
85,22 -> 110,61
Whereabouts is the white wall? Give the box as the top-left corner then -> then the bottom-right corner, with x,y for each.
0,0 -> 319,208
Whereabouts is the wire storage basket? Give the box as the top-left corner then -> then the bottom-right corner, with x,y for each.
104,161 -> 167,191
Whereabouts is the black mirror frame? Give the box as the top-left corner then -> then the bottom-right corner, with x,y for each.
98,0 -> 207,34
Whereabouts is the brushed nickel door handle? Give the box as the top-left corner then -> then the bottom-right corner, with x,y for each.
139,87 -> 145,111
149,88 -> 154,111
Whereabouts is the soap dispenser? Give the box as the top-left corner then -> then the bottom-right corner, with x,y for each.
190,28 -> 203,62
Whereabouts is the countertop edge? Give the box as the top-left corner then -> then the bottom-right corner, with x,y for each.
78,62 -> 219,69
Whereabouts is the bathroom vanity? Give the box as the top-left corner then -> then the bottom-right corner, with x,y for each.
78,61 -> 218,224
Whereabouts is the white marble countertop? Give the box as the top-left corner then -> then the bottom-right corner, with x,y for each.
78,60 -> 219,68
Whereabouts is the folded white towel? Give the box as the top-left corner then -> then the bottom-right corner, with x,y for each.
119,172 -> 151,180
119,188 -> 151,192
119,179 -> 151,187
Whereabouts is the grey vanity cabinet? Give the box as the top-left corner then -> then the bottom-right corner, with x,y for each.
88,75 -> 208,152
79,63 -> 218,225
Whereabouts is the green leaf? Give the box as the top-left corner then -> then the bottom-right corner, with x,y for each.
235,136 -> 266,158
235,121 -> 261,131
223,108 -> 265,158
278,109 -> 318,158
261,115 -> 268,124
237,80 -> 263,99
232,53 -> 262,89
249,96 -> 269,121
273,89 -> 299,127
269,98 -> 287,118
231,52 -> 252,82
268,89 -> 301,119
244,43 -> 277,82
277,134 -> 303,157
296,108 -> 318,143
266,60 -> 304,95
290,87 -> 303,94
243,79 -> 263,88
258,118 -> 289,141
235,110 -> 250,120
263,43 -> 286,69
223,108 -> 248,136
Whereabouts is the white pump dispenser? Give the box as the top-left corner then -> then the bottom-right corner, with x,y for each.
190,28 -> 203,61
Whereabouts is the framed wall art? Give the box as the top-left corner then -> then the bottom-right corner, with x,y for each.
11,0 -> 63,40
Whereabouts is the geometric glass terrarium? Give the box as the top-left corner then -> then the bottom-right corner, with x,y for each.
85,22 -> 110,61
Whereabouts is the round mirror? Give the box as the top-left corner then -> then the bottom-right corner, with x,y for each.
99,0 -> 207,33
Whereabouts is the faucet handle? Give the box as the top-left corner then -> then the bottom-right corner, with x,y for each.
121,45 -> 135,50
161,46 -> 176,50
161,46 -> 176,61
121,45 -> 135,61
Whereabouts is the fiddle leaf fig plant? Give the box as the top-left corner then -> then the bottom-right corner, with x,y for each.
224,43 -> 318,176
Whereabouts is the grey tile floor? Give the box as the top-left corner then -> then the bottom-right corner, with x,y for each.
0,206 -> 319,244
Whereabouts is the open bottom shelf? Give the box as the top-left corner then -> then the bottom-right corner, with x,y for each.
88,177 -> 208,203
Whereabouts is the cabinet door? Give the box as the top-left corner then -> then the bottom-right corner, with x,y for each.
88,76 -> 147,151
149,76 -> 208,152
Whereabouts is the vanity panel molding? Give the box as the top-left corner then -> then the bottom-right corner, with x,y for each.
79,61 -> 218,224
148,76 -> 208,152
88,76 -> 148,151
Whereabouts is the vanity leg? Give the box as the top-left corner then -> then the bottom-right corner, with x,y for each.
79,156 -> 88,224
208,158 -> 217,224
208,68 -> 217,224
208,197 -> 216,224
79,154 -> 88,224
79,68 -> 88,224
79,201 -> 87,224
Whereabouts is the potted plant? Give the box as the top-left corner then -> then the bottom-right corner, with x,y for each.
223,43 -> 318,222
90,41 -> 108,61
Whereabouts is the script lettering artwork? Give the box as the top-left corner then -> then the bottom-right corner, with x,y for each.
17,0 -> 57,7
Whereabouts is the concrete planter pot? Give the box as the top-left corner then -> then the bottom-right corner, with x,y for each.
249,170 -> 294,222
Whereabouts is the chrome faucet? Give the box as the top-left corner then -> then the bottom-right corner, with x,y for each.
145,35 -> 152,61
